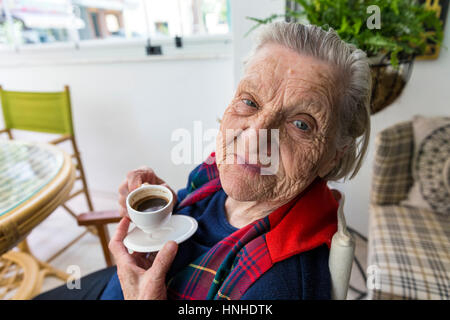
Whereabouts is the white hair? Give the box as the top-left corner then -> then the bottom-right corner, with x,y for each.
245,22 -> 371,181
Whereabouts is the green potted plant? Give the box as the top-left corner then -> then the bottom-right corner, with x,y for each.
247,0 -> 445,114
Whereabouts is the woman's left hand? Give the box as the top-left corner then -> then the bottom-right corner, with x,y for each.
109,217 -> 178,300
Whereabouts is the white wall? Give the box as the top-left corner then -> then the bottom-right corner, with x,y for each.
0,47 -> 234,194
230,0 -> 285,85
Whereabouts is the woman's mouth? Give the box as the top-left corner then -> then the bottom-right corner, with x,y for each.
233,154 -> 262,174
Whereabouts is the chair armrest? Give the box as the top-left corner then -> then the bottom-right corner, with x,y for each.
329,190 -> 355,300
77,210 -> 121,226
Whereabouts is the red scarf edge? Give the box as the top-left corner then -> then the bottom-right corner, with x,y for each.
266,178 -> 338,264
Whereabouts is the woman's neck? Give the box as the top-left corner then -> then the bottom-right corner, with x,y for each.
224,196 -> 291,229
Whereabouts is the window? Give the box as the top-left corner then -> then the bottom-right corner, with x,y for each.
0,0 -> 82,45
0,0 -> 230,47
0,1 -> 7,45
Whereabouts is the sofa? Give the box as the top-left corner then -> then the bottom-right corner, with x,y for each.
368,119 -> 449,299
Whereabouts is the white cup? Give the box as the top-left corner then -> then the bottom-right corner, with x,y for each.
126,184 -> 174,234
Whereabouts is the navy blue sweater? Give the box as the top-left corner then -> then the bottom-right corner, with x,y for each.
100,175 -> 331,300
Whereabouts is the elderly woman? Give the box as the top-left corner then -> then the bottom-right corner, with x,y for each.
35,21 -> 370,300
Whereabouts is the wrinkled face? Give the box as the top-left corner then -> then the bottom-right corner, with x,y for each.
216,43 -> 341,203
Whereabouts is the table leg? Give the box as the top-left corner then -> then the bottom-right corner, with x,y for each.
15,238 -> 71,297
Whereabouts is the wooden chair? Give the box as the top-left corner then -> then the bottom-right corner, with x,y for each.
77,211 -> 121,266
0,85 -> 119,266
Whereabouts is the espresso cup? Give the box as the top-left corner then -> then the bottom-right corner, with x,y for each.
126,184 -> 174,234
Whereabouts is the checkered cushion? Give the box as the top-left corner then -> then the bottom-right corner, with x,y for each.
371,121 -> 414,205
368,205 -> 449,299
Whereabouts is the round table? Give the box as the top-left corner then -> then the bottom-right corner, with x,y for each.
0,140 -> 75,299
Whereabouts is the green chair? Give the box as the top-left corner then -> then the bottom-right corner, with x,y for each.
0,85 -> 119,266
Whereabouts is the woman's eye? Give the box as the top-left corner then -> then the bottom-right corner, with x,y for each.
293,120 -> 309,131
242,99 -> 258,108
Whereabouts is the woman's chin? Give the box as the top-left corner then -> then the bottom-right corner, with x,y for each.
218,165 -> 272,201
223,185 -> 258,201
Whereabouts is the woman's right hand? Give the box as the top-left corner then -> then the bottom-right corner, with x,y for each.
118,167 -> 177,218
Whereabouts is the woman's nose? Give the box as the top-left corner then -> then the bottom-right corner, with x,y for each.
243,111 -> 281,156
250,109 -> 281,131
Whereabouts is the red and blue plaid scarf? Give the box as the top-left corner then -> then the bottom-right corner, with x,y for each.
168,152 -> 338,300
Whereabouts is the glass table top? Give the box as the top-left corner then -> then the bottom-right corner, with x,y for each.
0,140 -> 64,217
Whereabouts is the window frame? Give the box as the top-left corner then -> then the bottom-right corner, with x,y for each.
0,32 -> 231,51
0,32 -> 233,68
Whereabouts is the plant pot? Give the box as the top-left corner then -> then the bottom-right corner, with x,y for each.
368,54 -> 415,115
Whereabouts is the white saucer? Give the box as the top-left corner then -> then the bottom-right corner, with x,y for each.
123,215 -> 198,253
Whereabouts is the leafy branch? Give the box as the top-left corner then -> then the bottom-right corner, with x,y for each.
247,0 -> 445,67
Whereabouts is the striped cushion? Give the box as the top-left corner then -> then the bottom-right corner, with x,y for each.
368,204 -> 450,299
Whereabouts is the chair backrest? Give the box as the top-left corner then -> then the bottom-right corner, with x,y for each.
0,86 -> 74,136
371,121 -> 414,205
329,190 -> 355,300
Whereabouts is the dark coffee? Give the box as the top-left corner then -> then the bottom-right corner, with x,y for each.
133,196 -> 168,213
